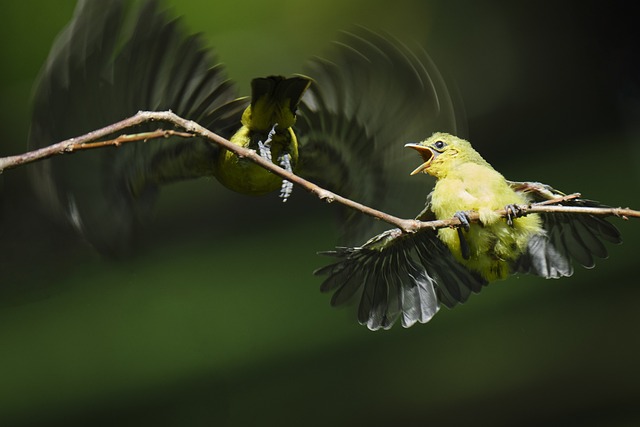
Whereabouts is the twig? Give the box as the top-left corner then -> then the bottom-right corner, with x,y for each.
2,110 -> 639,234
424,204 -> 640,232
0,128 -> 194,172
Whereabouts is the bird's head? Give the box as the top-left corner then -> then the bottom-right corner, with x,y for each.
405,132 -> 487,179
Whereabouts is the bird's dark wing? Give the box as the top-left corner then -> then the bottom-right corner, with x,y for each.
297,28 -> 463,245
315,224 -> 487,331
28,0 -> 246,254
509,181 -> 622,278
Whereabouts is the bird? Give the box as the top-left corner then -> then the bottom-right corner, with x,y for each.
315,132 -> 622,331
216,75 -> 311,201
28,0 -> 459,255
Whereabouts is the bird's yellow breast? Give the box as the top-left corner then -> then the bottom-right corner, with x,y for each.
431,162 -> 542,281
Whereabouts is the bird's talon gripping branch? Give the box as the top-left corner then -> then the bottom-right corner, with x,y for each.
452,211 -> 472,260
505,204 -> 522,227
453,211 -> 472,232
257,124 -> 278,162
257,140 -> 271,161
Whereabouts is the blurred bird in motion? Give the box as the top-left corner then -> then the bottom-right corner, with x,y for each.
316,133 -> 622,330
29,0 -> 459,254
216,76 -> 310,201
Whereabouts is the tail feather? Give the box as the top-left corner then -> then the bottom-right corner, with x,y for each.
247,76 -> 311,130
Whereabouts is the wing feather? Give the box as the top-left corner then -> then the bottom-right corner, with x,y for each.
299,28 -> 463,245
28,0 -> 245,254
315,228 -> 487,330
509,181 -> 622,277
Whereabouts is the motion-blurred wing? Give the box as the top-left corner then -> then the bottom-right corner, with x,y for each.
509,181 -> 622,278
298,28 -> 463,245
315,226 -> 487,331
28,0 -> 246,254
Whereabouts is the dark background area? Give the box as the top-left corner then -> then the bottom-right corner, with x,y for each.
1,1 -> 639,426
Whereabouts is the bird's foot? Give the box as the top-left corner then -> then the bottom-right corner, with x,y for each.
505,204 -> 524,227
257,124 -> 278,162
453,211 -> 472,232
453,211 -> 472,260
257,140 -> 271,162
278,152 -> 294,202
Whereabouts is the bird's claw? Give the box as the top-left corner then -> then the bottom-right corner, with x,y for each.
454,211 -> 472,232
257,124 -> 278,162
257,140 -> 272,162
453,211 -> 472,260
278,152 -> 293,202
256,123 -> 293,202
505,204 -> 522,227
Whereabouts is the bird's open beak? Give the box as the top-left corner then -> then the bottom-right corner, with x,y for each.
405,143 -> 434,175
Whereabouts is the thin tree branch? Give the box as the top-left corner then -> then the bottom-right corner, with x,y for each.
2,110 -> 639,234
424,204 -> 640,232
0,117 -> 195,171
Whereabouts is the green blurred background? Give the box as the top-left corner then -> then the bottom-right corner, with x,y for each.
1,1 -> 639,426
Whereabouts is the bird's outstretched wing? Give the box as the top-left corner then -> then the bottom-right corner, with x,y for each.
297,29 -> 463,245
315,225 -> 487,331
28,0 -> 246,254
509,181 -> 622,277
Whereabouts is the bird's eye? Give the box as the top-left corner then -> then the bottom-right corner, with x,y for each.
434,140 -> 445,150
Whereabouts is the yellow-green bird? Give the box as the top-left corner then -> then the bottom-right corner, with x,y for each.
29,0 -> 455,254
316,133 -> 622,330
407,132 -> 544,282
216,76 -> 310,199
